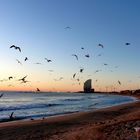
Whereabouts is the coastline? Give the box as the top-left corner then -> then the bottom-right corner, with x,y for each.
0,94 -> 139,140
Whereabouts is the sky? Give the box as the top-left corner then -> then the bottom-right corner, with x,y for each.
0,0 -> 140,92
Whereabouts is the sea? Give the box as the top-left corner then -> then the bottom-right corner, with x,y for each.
0,92 -> 136,121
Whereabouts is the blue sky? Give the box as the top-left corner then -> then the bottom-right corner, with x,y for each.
0,0 -> 140,92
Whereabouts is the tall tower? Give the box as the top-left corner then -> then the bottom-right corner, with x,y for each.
84,79 -> 94,93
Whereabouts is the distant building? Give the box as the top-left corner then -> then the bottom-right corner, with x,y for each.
84,79 -> 94,93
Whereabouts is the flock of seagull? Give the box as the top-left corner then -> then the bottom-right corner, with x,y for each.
0,26 -> 134,96
0,40 -> 132,93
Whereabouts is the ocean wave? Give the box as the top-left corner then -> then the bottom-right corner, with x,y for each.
0,103 -> 63,111
62,98 -> 84,102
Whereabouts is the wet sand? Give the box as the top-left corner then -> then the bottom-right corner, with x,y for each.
0,97 -> 139,140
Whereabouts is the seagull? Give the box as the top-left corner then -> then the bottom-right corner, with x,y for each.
59,77 -> 63,80
72,54 -> 78,60
95,79 -> 98,82
73,73 -> 76,78
54,77 -> 64,81
10,45 -> 21,52
18,75 -> 27,82
97,53 -> 103,57
24,57 -> 28,61
115,66 -> 119,68
65,26 -> 71,29
8,84 -> 14,87
36,88 -> 40,92
80,68 -> 84,73
98,43 -> 104,48
8,76 -> 13,80
118,80 -> 121,85
45,58 -> 52,62
77,78 -> 80,82
0,93 -> 4,98
16,59 -> 22,65
34,62 -> 42,65
85,54 -> 90,58
125,43 -> 130,45
81,47 -> 84,50
48,70 -> 54,72
9,112 -> 14,120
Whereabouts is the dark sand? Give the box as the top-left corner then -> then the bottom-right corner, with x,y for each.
0,97 -> 139,140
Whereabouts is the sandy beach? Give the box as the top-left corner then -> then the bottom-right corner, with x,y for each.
0,96 -> 139,140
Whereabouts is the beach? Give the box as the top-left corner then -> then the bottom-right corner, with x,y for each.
0,96 -> 139,140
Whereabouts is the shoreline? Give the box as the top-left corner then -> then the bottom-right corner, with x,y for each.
0,93 -> 137,123
0,94 -> 139,140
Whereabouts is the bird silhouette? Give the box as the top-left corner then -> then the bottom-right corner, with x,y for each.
34,62 -> 42,65
103,63 -> 108,66
80,68 -> 84,73
65,26 -> 71,29
9,112 -> 14,120
0,93 -> 4,98
72,54 -> 78,60
118,80 -> 121,85
8,76 -> 13,80
16,59 -> 22,65
81,47 -> 84,50
45,58 -> 52,62
94,70 -> 102,73
98,43 -> 104,48
85,54 -> 90,58
18,75 -> 27,82
48,70 -> 54,72
10,45 -> 21,52
36,88 -> 40,92
125,43 -> 130,45
59,77 -> 63,80
24,57 -> 28,61
115,66 -> 119,68
73,73 -> 76,78
54,77 -> 64,81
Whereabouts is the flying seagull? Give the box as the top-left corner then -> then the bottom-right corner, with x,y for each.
98,43 -> 104,48
48,70 -> 54,72
80,68 -> 84,73
125,43 -> 130,45
54,77 -> 64,81
10,45 -> 21,52
103,63 -> 108,66
94,70 -> 102,73
118,80 -> 121,85
0,93 -> 4,98
45,58 -> 52,62
97,53 -> 103,57
85,54 -> 90,58
72,54 -> 78,60
8,76 -> 13,80
16,59 -> 22,65
34,62 -> 42,65
18,75 -> 27,82
65,26 -> 71,29
24,57 -> 28,61
36,88 -> 40,92
73,73 -> 76,78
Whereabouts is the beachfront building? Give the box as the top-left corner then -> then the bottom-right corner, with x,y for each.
83,79 -> 94,93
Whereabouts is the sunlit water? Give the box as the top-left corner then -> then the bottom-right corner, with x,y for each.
0,92 -> 136,121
